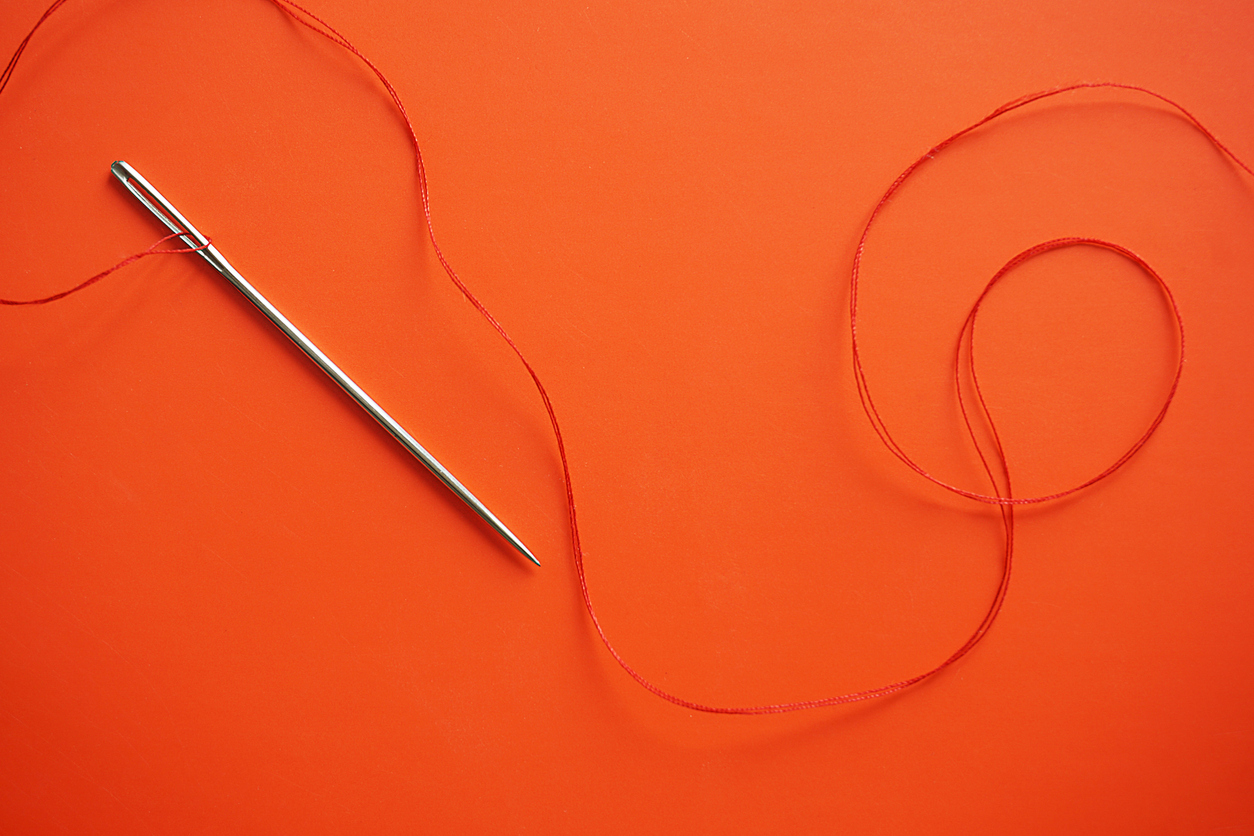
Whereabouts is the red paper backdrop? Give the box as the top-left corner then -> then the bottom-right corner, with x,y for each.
2,0 -> 1252,832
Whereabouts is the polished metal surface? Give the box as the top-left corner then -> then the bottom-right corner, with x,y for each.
111,160 -> 539,566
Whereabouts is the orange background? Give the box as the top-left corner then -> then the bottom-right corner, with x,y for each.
2,0 -> 1253,832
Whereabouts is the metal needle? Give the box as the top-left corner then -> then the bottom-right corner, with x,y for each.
110,160 -> 539,567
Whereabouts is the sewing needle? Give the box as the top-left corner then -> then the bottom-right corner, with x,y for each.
110,160 -> 540,567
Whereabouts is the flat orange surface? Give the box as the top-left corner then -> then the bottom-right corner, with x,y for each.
3,1 -> 1253,833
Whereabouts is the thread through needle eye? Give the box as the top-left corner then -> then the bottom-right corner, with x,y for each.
110,161 -> 540,567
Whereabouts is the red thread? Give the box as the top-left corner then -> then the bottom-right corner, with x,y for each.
851,82 -> 1250,509
5,4 -> 1251,714
0,0 -> 69,99
1,231 -> 210,305
2,0 -> 213,305
949,237 -> 1184,506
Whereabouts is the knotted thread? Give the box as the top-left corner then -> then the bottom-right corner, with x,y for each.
4,2 -> 1250,714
